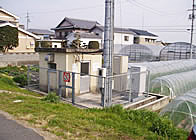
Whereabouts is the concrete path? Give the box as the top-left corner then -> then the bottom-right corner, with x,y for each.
0,114 -> 44,140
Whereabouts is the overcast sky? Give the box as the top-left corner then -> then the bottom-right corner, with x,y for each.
1,0 -> 195,44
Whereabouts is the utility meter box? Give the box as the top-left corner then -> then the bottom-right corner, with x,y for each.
130,65 -> 147,97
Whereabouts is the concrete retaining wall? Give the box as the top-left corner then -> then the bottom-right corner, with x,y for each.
0,53 -> 39,67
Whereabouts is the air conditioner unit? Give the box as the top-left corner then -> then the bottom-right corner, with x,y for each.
45,54 -> 54,62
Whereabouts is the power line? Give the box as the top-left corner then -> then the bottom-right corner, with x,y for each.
18,4 -> 104,16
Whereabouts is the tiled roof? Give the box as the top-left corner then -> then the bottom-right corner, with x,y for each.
55,17 -> 100,30
92,25 -> 136,35
129,28 -> 158,37
27,29 -> 55,35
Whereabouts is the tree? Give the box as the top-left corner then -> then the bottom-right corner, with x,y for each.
0,25 -> 18,53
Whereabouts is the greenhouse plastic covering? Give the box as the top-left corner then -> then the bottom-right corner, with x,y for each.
160,42 -> 196,61
128,59 -> 196,80
114,44 -> 164,62
160,89 -> 196,131
150,70 -> 196,98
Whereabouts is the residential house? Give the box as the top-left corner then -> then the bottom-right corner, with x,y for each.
27,28 -> 64,49
0,7 -> 39,53
90,25 -> 136,52
52,17 -> 100,39
52,17 -> 159,50
27,29 -> 55,40
129,28 -> 158,45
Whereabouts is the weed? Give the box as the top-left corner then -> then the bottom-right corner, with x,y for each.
42,92 -> 60,103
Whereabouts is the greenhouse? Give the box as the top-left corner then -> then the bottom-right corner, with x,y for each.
114,44 -> 164,62
160,42 -> 196,61
150,70 -> 196,98
160,89 -> 196,131
128,59 -> 196,80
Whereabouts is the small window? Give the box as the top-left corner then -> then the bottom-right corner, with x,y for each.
48,63 -> 56,70
59,32 -> 62,37
124,36 -> 129,41
145,38 -> 150,42
81,62 -> 89,76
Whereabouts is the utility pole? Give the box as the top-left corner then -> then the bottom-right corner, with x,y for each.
103,0 -> 114,107
26,11 -> 30,30
190,0 -> 195,59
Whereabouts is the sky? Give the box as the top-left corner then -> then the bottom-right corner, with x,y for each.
1,0 -> 195,44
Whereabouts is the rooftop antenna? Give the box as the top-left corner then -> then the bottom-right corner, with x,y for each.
26,11 -> 30,30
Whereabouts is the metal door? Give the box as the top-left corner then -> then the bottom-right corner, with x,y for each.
80,62 -> 90,93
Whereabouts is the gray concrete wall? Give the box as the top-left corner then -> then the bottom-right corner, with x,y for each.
0,53 -> 39,67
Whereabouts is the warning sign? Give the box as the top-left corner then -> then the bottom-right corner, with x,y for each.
63,72 -> 71,82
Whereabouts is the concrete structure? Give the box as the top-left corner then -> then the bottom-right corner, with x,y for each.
0,8 -> 39,53
37,39 -> 64,48
66,32 -> 102,48
35,48 -> 102,95
0,52 -> 39,67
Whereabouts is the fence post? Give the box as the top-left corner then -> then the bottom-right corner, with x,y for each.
129,73 -> 132,102
101,77 -> 106,107
58,70 -> 62,97
72,72 -> 75,104
47,70 -> 50,94
146,70 -> 151,97
27,65 -> 30,90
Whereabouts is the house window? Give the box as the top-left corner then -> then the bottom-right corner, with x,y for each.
54,45 -> 58,48
48,63 -> 56,70
145,38 -> 150,42
124,36 -> 129,41
59,32 -> 62,38
30,42 -> 35,48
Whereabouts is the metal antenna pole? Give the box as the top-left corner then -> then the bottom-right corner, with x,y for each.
103,0 -> 114,106
190,0 -> 195,59
26,11 -> 30,30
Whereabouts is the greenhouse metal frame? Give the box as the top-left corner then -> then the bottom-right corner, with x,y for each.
160,42 -> 196,61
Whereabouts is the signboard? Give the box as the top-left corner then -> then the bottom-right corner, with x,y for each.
63,72 -> 71,82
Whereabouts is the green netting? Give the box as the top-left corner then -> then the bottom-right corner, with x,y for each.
150,70 -> 196,98
160,89 -> 196,131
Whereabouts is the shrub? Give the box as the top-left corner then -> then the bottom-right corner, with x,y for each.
13,74 -> 27,87
0,76 -> 15,86
42,92 -> 60,103
88,41 -> 99,49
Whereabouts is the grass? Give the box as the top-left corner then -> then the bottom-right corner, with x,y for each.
0,92 -> 188,140
0,66 -> 189,140
0,73 -> 41,97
